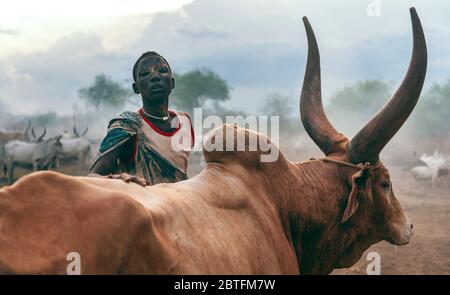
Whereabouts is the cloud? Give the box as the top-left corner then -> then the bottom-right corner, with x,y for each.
2,0 -> 450,116
0,32 -> 135,114
0,28 -> 19,36
176,22 -> 228,38
0,0 -> 195,17
130,0 -> 450,113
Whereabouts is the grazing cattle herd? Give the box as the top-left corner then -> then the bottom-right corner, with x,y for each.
3,135 -> 64,184
0,124 -> 95,184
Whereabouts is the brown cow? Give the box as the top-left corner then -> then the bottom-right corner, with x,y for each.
0,7 -> 426,274
0,124 -> 30,178
0,131 -> 24,145
0,122 -> 32,146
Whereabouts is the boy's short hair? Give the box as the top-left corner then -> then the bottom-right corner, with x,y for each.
132,51 -> 172,82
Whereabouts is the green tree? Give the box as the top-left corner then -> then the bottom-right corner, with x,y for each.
328,80 -> 392,116
260,93 -> 293,117
327,80 -> 392,136
412,80 -> 450,137
171,68 -> 230,114
260,93 -> 296,132
78,74 -> 130,110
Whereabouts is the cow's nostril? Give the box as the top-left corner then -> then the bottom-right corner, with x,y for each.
411,223 -> 414,230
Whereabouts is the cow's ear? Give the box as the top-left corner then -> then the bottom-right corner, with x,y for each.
341,164 -> 372,223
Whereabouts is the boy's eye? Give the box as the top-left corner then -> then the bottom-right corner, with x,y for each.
140,71 -> 150,76
158,67 -> 168,73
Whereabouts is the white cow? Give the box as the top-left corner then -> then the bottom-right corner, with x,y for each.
30,126 -> 47,143
56,126 -> 92,173
61,126 -> 88,140
3,136 -> 64,184
58,137 -> 92,172
410,150 -> 449,188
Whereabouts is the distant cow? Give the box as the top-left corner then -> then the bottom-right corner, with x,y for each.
0,132 -> 24,178
410,151 -> 449,188
58,137 -> 92,172
0,123 -> 33,178
0,131 -> 24,145
410,166 -> 449,187
58,126 -> 91,173
30,127 -> 47,143
73,126 -> 88,138
61,126 -> 88,140
3,136 -> 64,184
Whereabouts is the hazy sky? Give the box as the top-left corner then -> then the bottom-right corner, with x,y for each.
1,0 -> 449,115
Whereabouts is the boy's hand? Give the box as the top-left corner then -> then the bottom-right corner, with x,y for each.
109,173 -> 150,186
88,173 -> 150,187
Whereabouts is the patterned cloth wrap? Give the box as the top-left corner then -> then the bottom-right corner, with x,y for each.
89,111 -> 188,185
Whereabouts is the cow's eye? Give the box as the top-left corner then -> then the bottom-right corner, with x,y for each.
381,181 -> 391,190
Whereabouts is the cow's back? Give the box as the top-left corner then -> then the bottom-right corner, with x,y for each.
79,166 -> 298,274
0,171 -> 179,274
4,141 -> 34,163
0,168 -> 298,274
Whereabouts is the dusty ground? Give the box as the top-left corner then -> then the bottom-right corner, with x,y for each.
1,164 -> 449,275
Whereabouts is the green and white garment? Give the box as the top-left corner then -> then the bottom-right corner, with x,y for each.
90,109 -> 194,185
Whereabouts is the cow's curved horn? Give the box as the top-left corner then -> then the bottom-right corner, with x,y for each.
31,127 -> 36,140
24,121 -> 31,141
82,126 -> 88,137
37,127 -> 47,142
348,8 -> 427,164
73,126 -> 79,137
300,17 -> 348,155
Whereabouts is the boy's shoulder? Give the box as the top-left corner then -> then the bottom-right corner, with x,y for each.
108,110 -> 141,129
117,110 -> 141,122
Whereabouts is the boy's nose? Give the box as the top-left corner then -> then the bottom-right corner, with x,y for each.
150,75 -> 161,83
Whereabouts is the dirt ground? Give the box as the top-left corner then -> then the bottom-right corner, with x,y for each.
1,165 -> 449,275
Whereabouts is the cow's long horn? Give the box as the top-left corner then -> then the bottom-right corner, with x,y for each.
348,8 -> 427,164
24,121 -> 31,141
37,127 -> 47,142
82,126 -> 88,137
300,17 -> 348,155
73,126 -> 79,138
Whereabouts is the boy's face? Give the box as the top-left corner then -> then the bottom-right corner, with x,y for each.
132,56 -> 174,102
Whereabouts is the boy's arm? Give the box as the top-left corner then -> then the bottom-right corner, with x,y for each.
89,145 -> 121,175
88,139 -> 149,186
